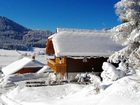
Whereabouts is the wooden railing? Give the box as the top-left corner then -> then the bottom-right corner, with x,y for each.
48,59 -> 66,76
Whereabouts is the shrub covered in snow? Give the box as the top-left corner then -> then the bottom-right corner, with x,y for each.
75,73 -> 101,84
101,62 -> 125,83
109,0 -> 140,71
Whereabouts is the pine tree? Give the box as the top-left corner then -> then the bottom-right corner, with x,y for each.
109,0 -> 140,70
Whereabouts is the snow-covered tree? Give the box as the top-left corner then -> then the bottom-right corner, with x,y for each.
112,0 -> 140,45
109,0 -> 140,71
115,0 -> 140,23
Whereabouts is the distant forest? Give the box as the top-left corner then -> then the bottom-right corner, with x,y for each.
0,16 -> 52,51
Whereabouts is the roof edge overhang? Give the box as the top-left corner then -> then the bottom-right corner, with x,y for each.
54,55 -> 109,59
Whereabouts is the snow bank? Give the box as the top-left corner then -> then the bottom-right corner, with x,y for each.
2,75 -> 140,105
1,60 -> 140,105
2,84 -> 85,105
98,75 -> 140,105
55,75 -> 140,105
101,62 -> 125,83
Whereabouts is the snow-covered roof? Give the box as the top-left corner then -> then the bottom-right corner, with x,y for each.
51,28 -> 123,57
37,66 -> 49,74
2,57 -> 44,76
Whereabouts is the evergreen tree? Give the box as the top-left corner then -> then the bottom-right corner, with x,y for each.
109,0 -> 140,70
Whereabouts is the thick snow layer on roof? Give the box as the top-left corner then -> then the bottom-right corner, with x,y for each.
51,29 -> 123,57
37,66 -> 50,74
1,57 -> 44,76
24,60 -> 44,68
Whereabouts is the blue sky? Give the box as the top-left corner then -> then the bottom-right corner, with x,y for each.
0,0 -> 120,31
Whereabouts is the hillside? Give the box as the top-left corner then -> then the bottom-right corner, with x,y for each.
0,16 -> 52,50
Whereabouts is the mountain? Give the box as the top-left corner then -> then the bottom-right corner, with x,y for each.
0,16 -> 52,50
23,30 -> 52,48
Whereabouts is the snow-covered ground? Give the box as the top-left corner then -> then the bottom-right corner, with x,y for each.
0,49 -> 140,105
0,48 -> 46,68
0,73 -> 140,105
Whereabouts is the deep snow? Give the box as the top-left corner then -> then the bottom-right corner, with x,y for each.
1,74 -> 140,105
0,49 -> 140,105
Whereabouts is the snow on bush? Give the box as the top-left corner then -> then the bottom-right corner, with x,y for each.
75,73 -> 101,84
109,42 -> 140,71
74,73 -> 101,94
101,62 -> 125,83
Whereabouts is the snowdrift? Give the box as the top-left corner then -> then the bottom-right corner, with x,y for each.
1,74 -> 140,105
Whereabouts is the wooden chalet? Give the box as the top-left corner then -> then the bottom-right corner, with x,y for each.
2,57 -> 45,76
46,28 -> 123,77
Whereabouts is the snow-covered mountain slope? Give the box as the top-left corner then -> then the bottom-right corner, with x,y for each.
0,16 -> 52,50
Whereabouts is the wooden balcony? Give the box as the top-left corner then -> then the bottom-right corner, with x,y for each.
48,59 -> 66,76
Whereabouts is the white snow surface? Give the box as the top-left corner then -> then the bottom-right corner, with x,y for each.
0,48 -> 46,68
1,57 -> 44,76
51,29 -> 123,57
101,62 -> 125,83
37,66 -> 50,74
1,74 -> 140,105
0,40 -> 139,105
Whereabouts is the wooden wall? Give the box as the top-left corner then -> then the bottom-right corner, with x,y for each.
66,57 -> 108,73
15,67 -> 42,74
46,38 -> 54,55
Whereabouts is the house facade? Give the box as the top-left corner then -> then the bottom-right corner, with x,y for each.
46,28 -> 123,77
